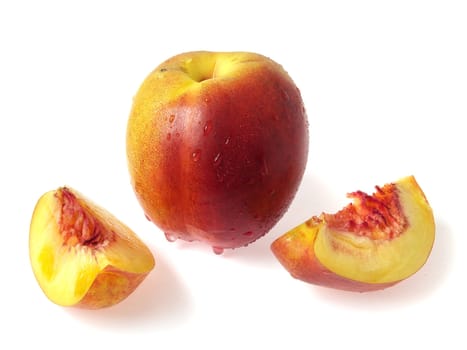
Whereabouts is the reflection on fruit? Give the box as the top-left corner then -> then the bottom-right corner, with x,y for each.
271,176 -> 435,292
29,187 -> 155,308
126,51 -> 309,253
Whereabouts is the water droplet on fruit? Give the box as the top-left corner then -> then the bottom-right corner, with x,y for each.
169,114 -> 176,123
203,120 -> 213,135
213,152 -> 222,166
224,136 -> 231,145
212,246 -> 224,255
192,149 -> 201,162
281,89 -> 290,101
164,232 -> 178,242
261,158 -> 269,177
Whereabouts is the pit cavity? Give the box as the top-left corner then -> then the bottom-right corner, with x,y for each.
324,183 -> 408,240
57,188 -> 114,248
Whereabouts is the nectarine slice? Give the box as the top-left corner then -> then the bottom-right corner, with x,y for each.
271,176 -> 435,292
29,187 -> 155,308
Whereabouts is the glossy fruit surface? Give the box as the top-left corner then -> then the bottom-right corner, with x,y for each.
127,51 -> 309,252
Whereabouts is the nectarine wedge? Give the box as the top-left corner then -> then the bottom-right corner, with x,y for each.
29,187 -> 155,308
271,176 -> 435,292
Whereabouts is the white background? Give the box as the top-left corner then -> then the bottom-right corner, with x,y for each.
1,0 -> 465,348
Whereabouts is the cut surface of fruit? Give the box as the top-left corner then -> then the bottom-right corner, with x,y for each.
271,176 -> 435,292
29,187 -> 155,308
323,182 -> 407,240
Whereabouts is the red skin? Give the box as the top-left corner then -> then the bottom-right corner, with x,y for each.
128,53 -> 309,250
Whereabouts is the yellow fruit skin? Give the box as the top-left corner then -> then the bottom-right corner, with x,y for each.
271,176 -> 435,292
77,267 -> 149,309
29,188 -> 155,308
127,51 -> 309,250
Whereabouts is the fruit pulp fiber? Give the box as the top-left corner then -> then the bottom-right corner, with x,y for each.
324,183 -> 408,240
57,188 -> 114,249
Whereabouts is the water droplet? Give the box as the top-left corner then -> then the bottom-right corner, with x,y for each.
169,114 -> 176,123
203,120 -> 213,135
224,136 -> 231,145
192,149 -> 201,162
261,158 -> 269,177
212,246 -> 224,255
281,89 -> 290,101
166,133 -> 172,140
243,231 -> 253,237
164,232 -> 178,242
213,152 -> 222,166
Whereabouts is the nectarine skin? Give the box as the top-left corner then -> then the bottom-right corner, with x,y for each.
271,176 -> 435,292
127,51 -> 309,251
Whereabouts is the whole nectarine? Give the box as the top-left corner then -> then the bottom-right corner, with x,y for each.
127,51 -> 309,253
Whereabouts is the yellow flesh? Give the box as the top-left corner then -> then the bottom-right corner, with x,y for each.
314,176 -> 435,284
29,190 -> 154,306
